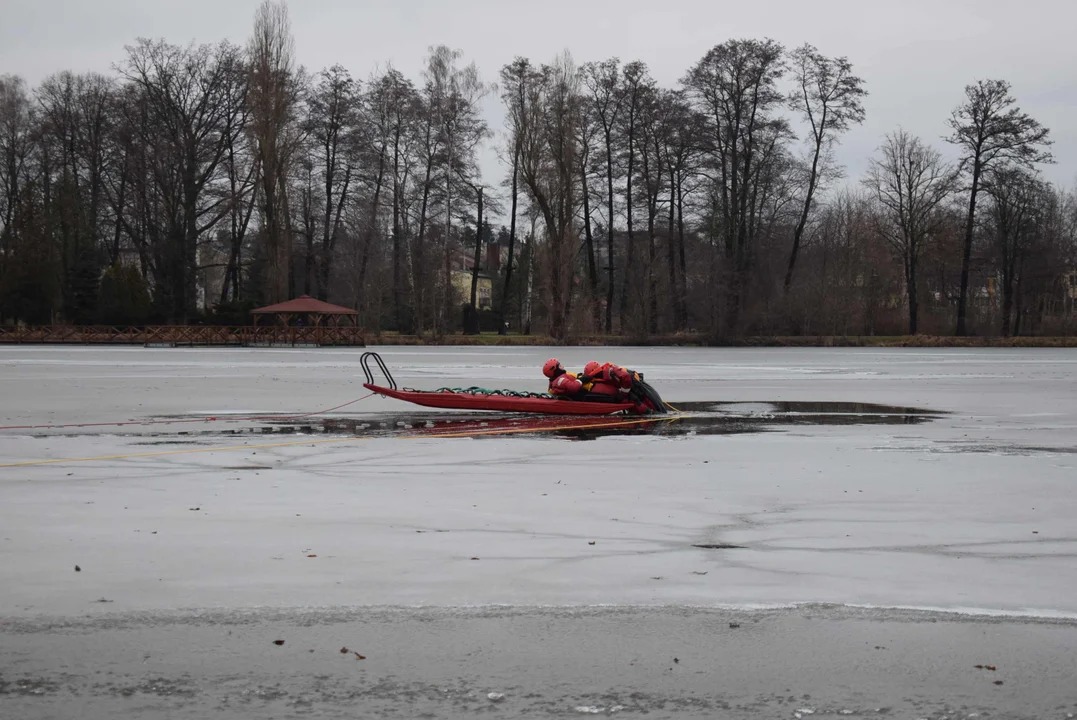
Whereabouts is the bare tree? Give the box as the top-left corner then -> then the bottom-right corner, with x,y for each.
580,59 -> 625,333
119,39 -> 246,321
517,52 -> 582,340
498,58 -> 537,335
413,45 -> 489,335
305,64 -> 359,300
463,182 -> 487,333
982,166 -> 1046,336
683,38 -> 788,334
410,63 -> 441,334
366,66 -> 419,330
0,76 -> 33,253
946,79 -> 1052,335
783,44 -> 867,292
247,0 -> 304,304
659,90 -> 702,330
616,61 -> 652,330
0,74 -> 39,321
574,79 -> 601,327
216,54 -> 257,306
863,129 -> 957,334
34,72 -> 118,319
636,83 -> 665,333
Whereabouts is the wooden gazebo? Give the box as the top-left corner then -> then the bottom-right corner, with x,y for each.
250,295 -> 360,328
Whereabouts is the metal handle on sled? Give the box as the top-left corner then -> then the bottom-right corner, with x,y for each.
360,351 -> 397,390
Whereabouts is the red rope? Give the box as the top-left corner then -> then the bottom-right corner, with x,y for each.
0,392 -> 377,432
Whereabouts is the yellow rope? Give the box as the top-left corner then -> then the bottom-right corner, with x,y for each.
403,414 -> 673,440
0,414 -> 682,468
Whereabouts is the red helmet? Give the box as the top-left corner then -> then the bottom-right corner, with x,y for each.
583,361 -> 602,377
542,358 -> 563,378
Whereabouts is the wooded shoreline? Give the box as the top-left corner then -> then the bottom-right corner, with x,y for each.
3,325 -> 1075,348
364,333 -> 1077,347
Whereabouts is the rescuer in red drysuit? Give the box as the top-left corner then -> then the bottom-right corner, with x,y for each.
542,358 -> 662,412
542,358 -> 589,398
582,360 -> 666,413
582,361 -> 634,397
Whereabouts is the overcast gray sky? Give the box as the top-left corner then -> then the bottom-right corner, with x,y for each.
3,0 -> 1074,201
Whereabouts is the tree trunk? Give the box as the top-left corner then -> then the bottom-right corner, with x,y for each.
1001,264 -> 1014,338
321,130 -> 336,297
666,165 -> 677,331
220,144 -> 239,307
356,163 -> 385,315
439,173 -> 453,338
302,182 -> 315,296
523,216 -> 535,334
261,154 -> 283,303
498,143 -> 520,336
465,187 -> 483,334
562,229 -> 576,339
392,130 -> 405,331
784,112 -> 826,293
580,164 -> 599,329
319,166 -> 351,301
620,126 -> 635,331
956,159 -> 982,336
111,162 -> 128,266
280,173 -> 296,301
414,152 -> 434,334
181,147 -> 199,322
676,174 -> 688,330
647,196 -> 658,335
303,226 -> 314,297
1012,256 -> 1025,337
907,256 -> 919,335
604,135 -> 616,334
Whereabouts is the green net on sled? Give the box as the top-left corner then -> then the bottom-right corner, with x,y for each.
402,386 -> 556,400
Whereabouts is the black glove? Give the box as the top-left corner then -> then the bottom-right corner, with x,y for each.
578,374 -> 593,384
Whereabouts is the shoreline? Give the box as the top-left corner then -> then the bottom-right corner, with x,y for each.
4,332 -> 1077,348
364,333 -> 1077,348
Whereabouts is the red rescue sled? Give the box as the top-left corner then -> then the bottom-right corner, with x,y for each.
359,351 -> 643,415
362,383 -> 636,415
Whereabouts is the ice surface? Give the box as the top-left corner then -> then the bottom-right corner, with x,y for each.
1,346 -> 1076,618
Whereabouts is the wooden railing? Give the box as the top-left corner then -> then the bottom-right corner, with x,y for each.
0,325 -> 366,347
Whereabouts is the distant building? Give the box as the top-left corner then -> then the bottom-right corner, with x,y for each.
451,245 -> 495,310
451,271 -> 494,309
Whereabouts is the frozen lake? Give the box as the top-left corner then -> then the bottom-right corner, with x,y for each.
2,345 -> 1075,617
2,346 -> 1076,718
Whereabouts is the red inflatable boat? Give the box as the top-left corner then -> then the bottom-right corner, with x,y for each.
359,352 -> 661,415
362,382 -> 637,415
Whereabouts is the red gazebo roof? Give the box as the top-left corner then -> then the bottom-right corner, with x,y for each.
250,295 -> 358,315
